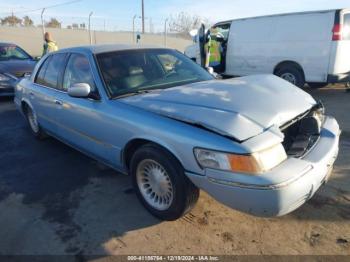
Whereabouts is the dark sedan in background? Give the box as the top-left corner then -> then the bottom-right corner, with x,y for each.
0,42 -> 37,96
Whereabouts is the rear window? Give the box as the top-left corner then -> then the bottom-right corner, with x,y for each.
35,53 -> 67,89
344,13 -> 350,40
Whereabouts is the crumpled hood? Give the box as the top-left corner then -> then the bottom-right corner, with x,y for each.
120,74 -> 316,141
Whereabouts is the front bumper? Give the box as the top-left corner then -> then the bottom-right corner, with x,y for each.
0,79 -> 17,96
186,116 -> 340,217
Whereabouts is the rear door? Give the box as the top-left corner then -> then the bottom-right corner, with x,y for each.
329,9 -> 350,77
31,53 -> 67,134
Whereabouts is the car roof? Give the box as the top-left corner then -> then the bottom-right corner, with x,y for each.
57,44 -> 168,55
0,42 -> 17,46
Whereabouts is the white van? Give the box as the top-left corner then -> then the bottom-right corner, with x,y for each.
185,9 -> 350,88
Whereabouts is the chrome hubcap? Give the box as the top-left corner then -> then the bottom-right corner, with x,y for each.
136,159 -> 174,211
280,73 -> 297,84
28,109 -> 39,133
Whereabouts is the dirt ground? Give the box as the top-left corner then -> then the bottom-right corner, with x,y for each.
0,85 -> 349,257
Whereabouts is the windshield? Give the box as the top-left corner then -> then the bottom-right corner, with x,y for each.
96,49 -> 213,98
0,44 -> 31,61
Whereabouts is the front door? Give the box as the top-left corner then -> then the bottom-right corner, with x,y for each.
54,53 -> 120,167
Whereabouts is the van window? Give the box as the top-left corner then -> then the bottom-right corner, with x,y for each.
211,24 -> 231,41
344,14 -> 350,40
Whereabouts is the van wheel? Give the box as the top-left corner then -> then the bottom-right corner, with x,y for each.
276,66 -> 305,88
130,144 -> 199,221
308,83 -> 328,89
25,105 -> 46,139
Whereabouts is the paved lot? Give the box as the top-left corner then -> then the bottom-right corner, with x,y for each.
0,86 -> 349,256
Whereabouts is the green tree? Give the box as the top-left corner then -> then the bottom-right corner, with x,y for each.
1,15 -> 22,26
23,16 -> 34,27
45,18 -> 61,28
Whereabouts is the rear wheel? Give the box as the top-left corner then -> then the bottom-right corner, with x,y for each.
24,105 -> 46,139
308,82 -> 328,89
130,144 -> 199,221
276,65 -> 305,88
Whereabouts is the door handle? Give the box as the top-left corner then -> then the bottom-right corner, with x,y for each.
54,99 -> 63,106
29,92 -> 34,98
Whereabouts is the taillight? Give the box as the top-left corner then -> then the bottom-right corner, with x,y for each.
332,24 -> 343,41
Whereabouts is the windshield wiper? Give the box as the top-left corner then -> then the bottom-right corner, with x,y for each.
112,89 -> 161,99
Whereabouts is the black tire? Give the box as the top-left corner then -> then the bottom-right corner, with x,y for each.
24,104 -> 46,140
276,65 -> 305,88
308,82 -> 328,89
130,143 -> 199,221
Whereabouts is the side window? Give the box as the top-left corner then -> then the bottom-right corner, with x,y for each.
35,56 -> 51,86
42,53 -> 67,89
344,14 -> 350,40
63,54 -> 96,91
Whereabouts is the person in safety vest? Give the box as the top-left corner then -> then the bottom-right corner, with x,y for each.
42,32 -> 58,56
204,28 -> 224,71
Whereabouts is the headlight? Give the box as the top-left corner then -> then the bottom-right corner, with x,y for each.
194,144 -> 287,175
312,101 -> 325,126
0,73 -> 10,82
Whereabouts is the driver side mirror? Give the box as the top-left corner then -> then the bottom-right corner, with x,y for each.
68,83 -> 91,98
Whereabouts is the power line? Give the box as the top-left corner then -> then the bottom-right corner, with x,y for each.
0,0 -> 83,16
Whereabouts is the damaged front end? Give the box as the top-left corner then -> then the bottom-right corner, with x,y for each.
280,101 -> 325,158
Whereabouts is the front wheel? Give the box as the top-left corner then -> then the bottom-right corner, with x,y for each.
130,144 -> 199,221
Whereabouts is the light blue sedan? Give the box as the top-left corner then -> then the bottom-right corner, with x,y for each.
14,45 -> 340,220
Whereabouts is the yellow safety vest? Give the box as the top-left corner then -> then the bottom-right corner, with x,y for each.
42,41 -> 58,56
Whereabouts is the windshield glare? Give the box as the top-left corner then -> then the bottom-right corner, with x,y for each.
96,49 -> 213,98
0,45 -> 30,61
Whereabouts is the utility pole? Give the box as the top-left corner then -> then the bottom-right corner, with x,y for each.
133,15 -> 137,43
141,0 -> 145,34
41,8 -> 46,39
164,18 -> 169,47
88,12 -> 93,45
11,10 -> 14,26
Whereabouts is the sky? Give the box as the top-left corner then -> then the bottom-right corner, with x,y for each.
0,0 -> 349,32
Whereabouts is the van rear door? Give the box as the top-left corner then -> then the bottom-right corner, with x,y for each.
328,9 -> 350,82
